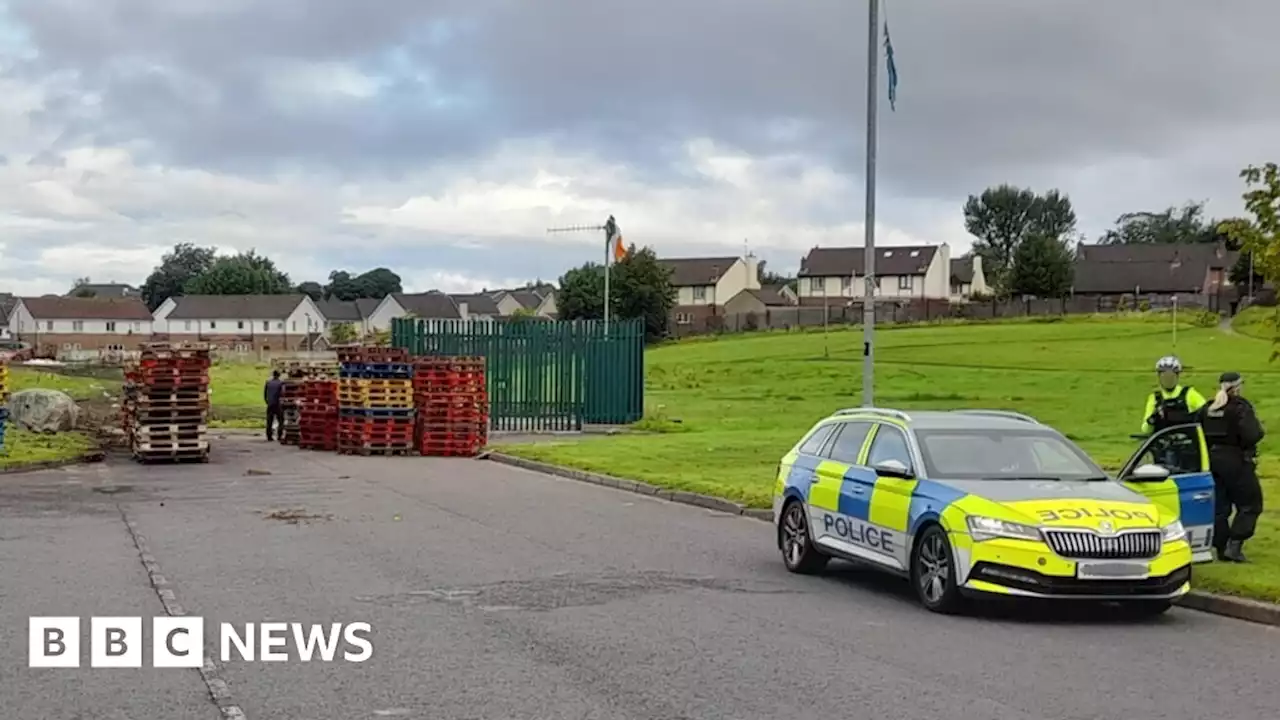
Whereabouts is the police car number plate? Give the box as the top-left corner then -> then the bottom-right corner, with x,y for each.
1076,561 -> 1150,580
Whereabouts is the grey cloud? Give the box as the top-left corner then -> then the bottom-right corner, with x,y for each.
4,0 -> 1279,221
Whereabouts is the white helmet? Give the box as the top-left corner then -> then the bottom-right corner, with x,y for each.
1155,355 -> 1182,373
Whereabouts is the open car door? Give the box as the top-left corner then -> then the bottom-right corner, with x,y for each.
1119,423 -> 1215,563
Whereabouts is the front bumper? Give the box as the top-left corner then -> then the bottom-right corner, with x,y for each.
954,532 -> 1194,600
962,562 -> 1191,600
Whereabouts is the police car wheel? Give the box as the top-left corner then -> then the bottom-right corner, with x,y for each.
911,524 -> 963,614
780,500 -> 828,574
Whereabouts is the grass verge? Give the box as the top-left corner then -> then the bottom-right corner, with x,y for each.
495,315 -> 1280,603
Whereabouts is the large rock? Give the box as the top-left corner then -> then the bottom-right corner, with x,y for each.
8,389 -> 81,433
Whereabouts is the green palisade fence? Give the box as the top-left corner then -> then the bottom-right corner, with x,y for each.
390,318 -> 644,432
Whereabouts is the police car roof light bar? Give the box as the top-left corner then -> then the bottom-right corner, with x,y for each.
952,409 -> 1041,425
833,407 -> 912,422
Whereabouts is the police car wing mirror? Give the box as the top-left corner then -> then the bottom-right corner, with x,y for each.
873,459 -> 914,479
1126,463 -> 1171,482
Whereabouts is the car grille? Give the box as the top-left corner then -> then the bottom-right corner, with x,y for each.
1042,529 -> 1162,560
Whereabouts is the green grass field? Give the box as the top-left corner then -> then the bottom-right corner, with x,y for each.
496,311 -> 1280,603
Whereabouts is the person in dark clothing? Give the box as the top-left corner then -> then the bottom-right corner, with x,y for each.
1197,371 -> 1265,562
264,370 -> 285,442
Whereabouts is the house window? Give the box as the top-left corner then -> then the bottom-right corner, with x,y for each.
841,277 -> 851,291
132,322 -> 141,331
292,321 -> 297,331
46,321 -> 53,331
675,312 -> 693,325
809,277 -> 823,293
105,321 -> 117,332
237,321 -> 245,330
692,286 -> 707,302
184,320 -> 192,331
209,321 -> 217,329
898,276 -> 912,291
263,321 -> 270,331
277,322 -> 284,330
72,321 -> 84,332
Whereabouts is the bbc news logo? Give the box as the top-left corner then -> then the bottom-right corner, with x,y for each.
29,617 -> 373,668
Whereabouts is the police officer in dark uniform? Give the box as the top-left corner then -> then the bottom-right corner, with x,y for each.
1198,371 -> 1265,562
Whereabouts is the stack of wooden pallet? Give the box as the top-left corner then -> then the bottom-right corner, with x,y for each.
124,343 -> 211,463
413,356 -> 489,457
298,378 -> 339,451
336,347 -> 415,456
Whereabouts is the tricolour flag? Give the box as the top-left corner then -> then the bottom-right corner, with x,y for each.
604,215 -> 627,262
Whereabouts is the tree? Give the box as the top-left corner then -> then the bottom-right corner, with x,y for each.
184,250 -> 292,295
963,185 -> 1076,294
611,245 -> 677,342
1009,234 -> 1074,297
354,268 -> 402,298
757,260 -> 796,291
296,281 -> 324,301
1222,163 -> 1280,356
557,263 -> 606,320
1099,201 -> 1219,245
71,277 -> 96,298
1230,251 -> 1264,291
329,322 -> 358,344
323,268 -> 403,300
557,245 -> 676,342
140,243 -> 217,310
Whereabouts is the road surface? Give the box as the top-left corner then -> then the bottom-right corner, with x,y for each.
1,435 -> 1276,719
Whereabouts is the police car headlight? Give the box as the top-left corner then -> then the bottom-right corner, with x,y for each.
1161,520 -> 1186,542
966,515 -> 1043,543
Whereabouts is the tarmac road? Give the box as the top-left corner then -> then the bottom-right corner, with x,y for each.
0,434 -> 1277,719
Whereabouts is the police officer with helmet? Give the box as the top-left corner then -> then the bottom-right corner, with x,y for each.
1142,355 -> 1207,435
1198,372 -> 1265,562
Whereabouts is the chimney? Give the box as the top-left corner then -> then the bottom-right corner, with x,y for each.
458,301 -> 469,320
743,254 -> 760,290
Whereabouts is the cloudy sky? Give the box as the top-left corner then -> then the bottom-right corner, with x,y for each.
0,0 -> 1276,295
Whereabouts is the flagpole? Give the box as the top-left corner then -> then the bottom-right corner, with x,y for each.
604,226 -> 611,336
861,0 -> 879,407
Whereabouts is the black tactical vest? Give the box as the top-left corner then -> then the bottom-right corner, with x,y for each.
1152,386 -> 1194,430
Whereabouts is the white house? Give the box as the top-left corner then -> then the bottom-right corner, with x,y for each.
950,256 -> 991,300
658,255 -> 760,326
796,244 -> 952,302
152,294 -> 325,352
8,296 -> 154,357
314,298 -> 383,338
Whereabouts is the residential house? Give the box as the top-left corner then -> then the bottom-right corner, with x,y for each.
660,255 -> 760,327
1071,241 -> 1238,310
490,285 -> 558,317
366,291 -> 462,331
152,294 -> 326,352
7,296 -> 153,357
67,282 -> 141,299
449,293 -> 503,319
0,293 -> 14,335
796,244 -> 953,304
949,256 -> 990,301
722,284 -> 799,316
315,298 -> 382,339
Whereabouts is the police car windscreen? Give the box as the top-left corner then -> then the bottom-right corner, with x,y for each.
913,429 -> 1105,481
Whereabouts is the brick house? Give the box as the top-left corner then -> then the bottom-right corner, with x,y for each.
152,294 -> 326,352
1072,241 -> 1238,310
796,244 -> 953,305
659,255 -> 760,328
7,296 -> 154,358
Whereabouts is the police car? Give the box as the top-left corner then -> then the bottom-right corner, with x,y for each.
773,407 -> 1216,615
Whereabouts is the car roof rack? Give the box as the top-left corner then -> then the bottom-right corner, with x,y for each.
951,409 -> 1041,425
832,407 -> 912,422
